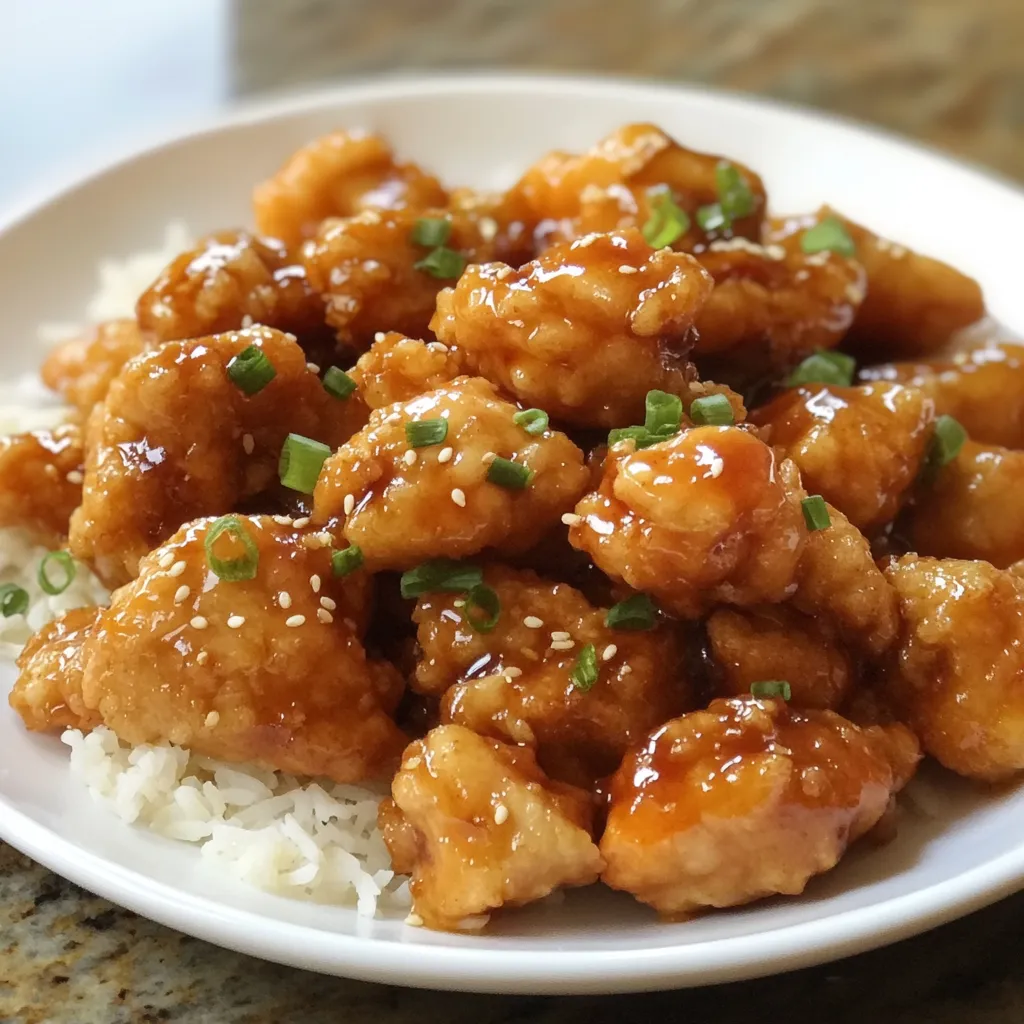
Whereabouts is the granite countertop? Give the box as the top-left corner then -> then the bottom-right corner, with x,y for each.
4,0 -> 1024,1020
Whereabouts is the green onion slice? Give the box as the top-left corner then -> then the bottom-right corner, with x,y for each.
513,408 -> 549,436
715,162 -> 755,221
801,216 -> 856,257
641,190 -> 691,249
400,559 -> 483,599
644,390 -> 683,435
37,551 -> 76,596
570,643 -> 599,692
750,680 -> 792,701
465,583 -> 501,633
204,516 -> 259,582
690,394 -> 734,426
332,545 -> 364,577
696,203 -> 727,233
786,349 -> 856,388
405,418 -> 448,449
607,425 -> 669,450
323,366 -> 357,400
279,434 -> 332,494
801,495 -> 831,532
0,583 -> 29,617
605,593 -> 657,631
226,345 -> 277,396
487,456 -> 534,490
414,246 -> 466,280
411,217 -> 452,248
923,415 -> 967,478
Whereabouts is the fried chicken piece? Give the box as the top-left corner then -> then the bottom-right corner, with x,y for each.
751,382 -> 934,532
412,566 -> 690,785
448,185 -> 537,267
707,605 -> 853,710
253,129 -> 448,247
313,377 -> 588,571
70,326 -> 362,587
859,343 -> 1024,449
884,555 -> 1024,780
600,697 -> 905,915
905,440 -> 1024,568
431,229 -> 724,429
792,503 -> 898,656
0,425 -> 84,545
41,319 -> 146,420
349,331 -> 464,410
569,426 -> 807,618
769,209 -> 984,360
380,725 -> 603,931
136,230 -> 329,350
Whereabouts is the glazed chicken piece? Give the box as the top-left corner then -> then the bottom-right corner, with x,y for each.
432,229 -> 732,429
568,425 -> 807,618
41,319 -> 146,420
859,343 -> 1024,450
412,565 -> 690,785
313,376 -> 589,571
70,326 -> 363,587
707,605 -> 853,710
350,331 -> 464,410
13,516 -> 406,782
884,555 -> 1024,780
253,129 -> 448,247
380,725 -> 604,931
751,382 -> 934,532
447,185 -> 537,267
600,697 -> 912,915
136,231 -> 329,352
0,425 -> 84,545
769,209 -> 984,360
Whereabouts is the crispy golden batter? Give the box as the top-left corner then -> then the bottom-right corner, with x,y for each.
707,605 -> 852,710
447,185 -> 537,267
600,697 -> 904,915
751,382 -> 934,532
569,426 -> 807,618
313,377 -> 588,571
412,565 -> 690,785
0,425 -> 83,545
860,343 -> 1024,450
70,327 -> 362,587
253,129 -> 448,247
41,319 -> 146,420
350,331 -> 464,410
885,555 -> 1024,780
432,229 -> 723,429
381,725 -> 603,931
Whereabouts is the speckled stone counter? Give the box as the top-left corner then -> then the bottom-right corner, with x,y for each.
4,1 -> 1024,1021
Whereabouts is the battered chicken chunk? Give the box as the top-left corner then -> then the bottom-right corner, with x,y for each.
600,697 -> 907,915
136,231 -> 329,350
313,377 -> 589,571
253,129 -> 448,247
751,382 -> 934,532
707,605 -> 853,710
380,725 -> 603,931
350,331 -> 463,410
431,229 -> 720,428
860,343 -> 1024,450
70,326 -> 362,586
884,555 -> 1024,780
0,425 -> 84,545
41,319 -> 146,420
413,566 -> 690,785
569,426 -> 807,618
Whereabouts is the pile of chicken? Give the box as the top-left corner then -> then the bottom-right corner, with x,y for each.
6,123 -> 1020,933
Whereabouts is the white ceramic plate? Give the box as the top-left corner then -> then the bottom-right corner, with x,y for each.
2,74 -> 1024,996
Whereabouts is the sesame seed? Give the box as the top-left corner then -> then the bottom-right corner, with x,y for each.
602,644 -> 618,662
494,266 -> 512,280
320,596 -> 337,611
317,608 -> 334,624
286,614 -> 306,628
169,560 -> 187,578
66,469 -> 84,485
306,362 -> 320,374
550,631 -> 571,642
504,667 -> 523,678
523,616 -> 544,629
190,616 -> 208,630
405,912 -> 424,928
227,615 -> 245,629
292,516 -> 311,528
174,585 -> 191,605
520,647 -> 539,661
385,411 -> 402,424
307,530 -> 333,548
551,640 -> 575,651
621,665 -> 633,676
403,755 -> 423,771
494,803 -> 509,825
561,513 -> 583,527
279,591 -> 292,609
196,651 -> 209,666
481,452 -> 496,465
478,216 -> 499,242
310,574 -> 321,593
618,264 -> 638,274
374,331 -> 387,343
451,488 -> 466,507
158,551 -> 176,569
241,314 -> 253,328
427,341 -> 449,353
343,493 -> 355,515
437,446 -> 453,464
272,514 -> 293,526
403,449 -> 418,467
242,433 -> 254,455
205,711 -> 220,727
453,598 -> 466,608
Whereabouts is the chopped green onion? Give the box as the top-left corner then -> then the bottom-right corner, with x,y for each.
0,583 -> 29,618
323,366 -> 357,400
607,425 -> 668,450
605,593 -> 657,631
690,394 -> 734,426
801,495 -> 831,532
411,217 -> 451,248
570,643 -> 599,692
486,456 -> 534,490
37,551 -> 76,596
641,190 -> 691,249
279,434 -> 332,493
715,162 -> 755,221
400,559 -> 483,599
786,349 -> 856,388
226,345 -> 277,396
465,584 -> 501,633
696,203 -> 727,233
923,415 -> 967,478
513,408 -> 549,436
332,545 -> 364,577
204,515 -> 259,582
644,390 -> 683,435
414,246 -> 466,280
405,418 -> 449,449
801,216 -> 856,258
750,680 -> 792,700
